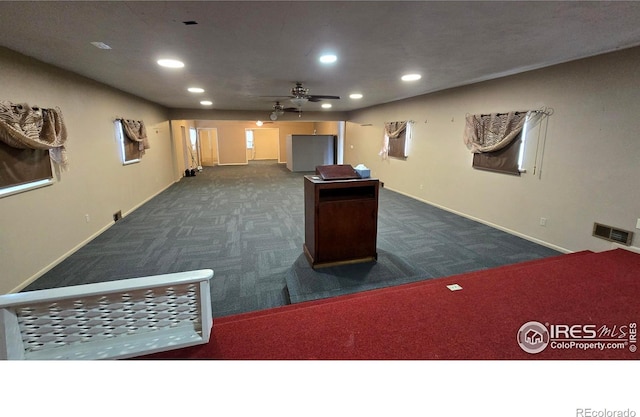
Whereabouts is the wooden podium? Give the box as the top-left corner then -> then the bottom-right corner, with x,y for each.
303,172 -> 379,268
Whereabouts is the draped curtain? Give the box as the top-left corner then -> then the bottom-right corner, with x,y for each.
463,111 -> 530,176
463,111 -> 528,154
0,100 -> 68,191
0,100 -> 68,166
380,121 -> 408,159
121,119 -> 150,154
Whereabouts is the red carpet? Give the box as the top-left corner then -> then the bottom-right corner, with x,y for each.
142,249 -> 640,360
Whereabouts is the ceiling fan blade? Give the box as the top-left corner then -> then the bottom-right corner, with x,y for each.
307,95 -> 340,101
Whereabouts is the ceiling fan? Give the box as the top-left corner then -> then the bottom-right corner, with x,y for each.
288,82 -> 340,104
269,101 -> 302,120
264,82 -> 340,110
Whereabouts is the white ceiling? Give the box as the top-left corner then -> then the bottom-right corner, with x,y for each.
2,1 -> 640,114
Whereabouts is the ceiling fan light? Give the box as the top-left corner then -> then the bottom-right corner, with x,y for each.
321,103 -> 332,109
270,112 -> 278,121
349,93 -> 363,99
290,97 -> 308,107
256,121 -> 263,126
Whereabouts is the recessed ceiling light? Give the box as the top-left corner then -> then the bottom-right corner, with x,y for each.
401,73 -> 422,81
319,54 -> 337,64
157,59 -> 184,68
321,103 -> 332,109
188,87 -> 205,93
349,93 -> 363,99
200,100 -> 213,106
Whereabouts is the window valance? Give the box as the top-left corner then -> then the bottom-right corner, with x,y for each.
463,111 -> 528,154
385,121 -> 408,139
463,109 -> 551,176
380,120 -> 411,160
0,100 -> 68,167
119,118 -> 150,154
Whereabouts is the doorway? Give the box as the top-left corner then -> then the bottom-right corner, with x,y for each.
198,128 -> 218,166
246,128 -> 279,161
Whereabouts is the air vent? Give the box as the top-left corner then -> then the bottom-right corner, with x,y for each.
592,222 -> 634,246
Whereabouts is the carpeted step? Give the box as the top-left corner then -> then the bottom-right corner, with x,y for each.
285,249 -> 431,304
138,249 -> 640,360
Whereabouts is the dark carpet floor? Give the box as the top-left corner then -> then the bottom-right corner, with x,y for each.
25,161 -> 561,317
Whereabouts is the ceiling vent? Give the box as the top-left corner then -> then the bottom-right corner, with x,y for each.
592,222 -> 634,246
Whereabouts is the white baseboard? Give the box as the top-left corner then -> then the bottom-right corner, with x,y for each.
123,181 -> 174,217
12,182 -> 175,294
384,187 -> 572,254
12,222 -> 114,293
610,243 -> 640,254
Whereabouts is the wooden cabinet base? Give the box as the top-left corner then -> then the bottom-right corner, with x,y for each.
303,243 -> 377,269
303,174 -> 379,269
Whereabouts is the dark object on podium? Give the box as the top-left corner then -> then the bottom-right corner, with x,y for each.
303,173 -> 379,268
315,164 -> 360,180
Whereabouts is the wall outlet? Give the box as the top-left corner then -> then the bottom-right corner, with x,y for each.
539,217 -> 547,227
636,218 -> 640,229
85,214 -> 90,223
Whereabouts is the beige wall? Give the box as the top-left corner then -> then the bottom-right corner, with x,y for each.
0,47 -> 174,294
345,47 -> 640,253
251,128 -> 279,160
313,121 -> 340,135
194,120 -> 316,165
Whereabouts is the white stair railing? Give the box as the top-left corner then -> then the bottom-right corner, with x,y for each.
0,269 -> 213,360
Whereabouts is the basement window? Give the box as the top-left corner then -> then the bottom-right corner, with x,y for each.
516,116 -> 529,172
466,110 -> 550,176
382,121 -> 412,160
472,115 -> 531,175
245,129 -> 254,149
472,130 -> 524,175
0,141 -> 54,198
115,120 -> 140,165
